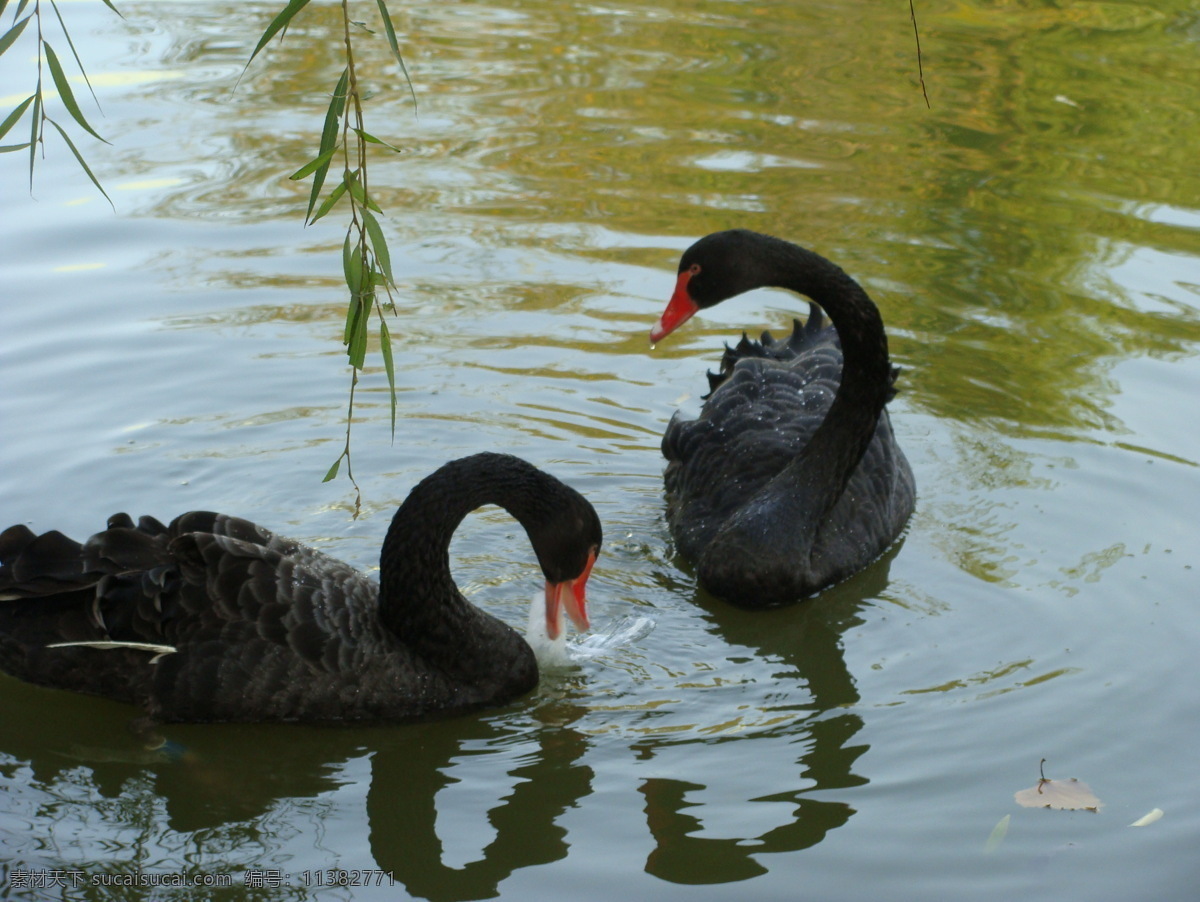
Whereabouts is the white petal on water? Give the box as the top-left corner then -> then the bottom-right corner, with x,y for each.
984,814 -> 1010,854
1129,808 -> 1164,827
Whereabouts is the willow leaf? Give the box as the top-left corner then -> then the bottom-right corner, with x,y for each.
379,316 -> 397,436
319,70 -> 349,154
98,0 -> 124,17
322,456 -> 341,483
0,142 -> 32,153
245,0 -> 313,69
44,43 -> 107,143
342,236 -> 369,365
306,68 -> 349,222
50,0 -> 102,108
343,263 -> 371,371
46,117 -> 113,207
0,94 -> 34,142
343,295 -> 361,347
27,92 -> 40,190
375,0 -> 417,112
290,145 -> 339,181
342,232 -> 360,303
360,208 -> 393,286
0,14 -> 32,60
347,297 -> 369,370
352,127 -> 403,154
345,170 -> 382,214
310,178 -> 347,224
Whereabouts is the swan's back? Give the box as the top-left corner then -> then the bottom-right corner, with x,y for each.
0,512 -> 536,723
663,307 -> 915,595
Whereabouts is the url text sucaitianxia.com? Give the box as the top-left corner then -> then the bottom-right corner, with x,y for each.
4,868 -> 396,890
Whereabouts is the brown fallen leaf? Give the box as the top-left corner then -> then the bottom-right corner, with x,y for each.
1014,759 -> 1103,812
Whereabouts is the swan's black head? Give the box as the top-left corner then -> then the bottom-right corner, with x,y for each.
527,481 -> 603,584
651,229 -> 794,342
526,479 -> 603,640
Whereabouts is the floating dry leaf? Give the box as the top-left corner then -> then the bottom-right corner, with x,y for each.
1015,776 -> 1103,812
1129,808 -> 1163,827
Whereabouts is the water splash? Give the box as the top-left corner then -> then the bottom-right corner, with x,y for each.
570,615 -> 655,660
524,594 -> 654,670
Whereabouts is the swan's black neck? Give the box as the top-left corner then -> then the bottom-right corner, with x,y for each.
690,231 -> 895,575
692,230 -> 893,490
768,239 -> 892,491
376,453 -> 593,652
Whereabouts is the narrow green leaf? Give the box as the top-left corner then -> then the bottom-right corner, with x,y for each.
0,142 -> 32,153
289,145 -> 339,181
342,253 -> 372,370
50,0 -> 102,109
375,0 -> 418,113
44,43 -> 107,143
342,279 -> 370,368
342,232 -> 370,369
306,68 -> 348,222
98,0 -> 125,18
0,15 -> 32,60
46,117 -> 114,207
309,178 -> 347,224
379,316 -> 397,437
347,289 -> 371,370
343,295 -> 361,347
245,0 -> 313,69
12,0 -> 33,20
344,167 -> 361,202
345,170 -> 383,214
27,91 -> 40,191
348,313 -> 368,369
322,70 -> 350,139
361,208 -> 394,287
0,94 -> 34,142
342,232 -> 362,298
322,456 -> 341,482
352,127 -> 403,154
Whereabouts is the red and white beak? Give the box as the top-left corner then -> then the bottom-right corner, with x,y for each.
544,549 -> 596,640
650,269 -> 700,343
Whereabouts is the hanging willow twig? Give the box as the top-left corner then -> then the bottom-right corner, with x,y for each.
0,0 -> 119,204
909,0 -> 930,108
250,0 -> 417,514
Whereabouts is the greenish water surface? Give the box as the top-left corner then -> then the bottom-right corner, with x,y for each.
1,1 -> 1198,899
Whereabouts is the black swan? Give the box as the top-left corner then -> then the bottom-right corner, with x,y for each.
0,453 -> 602,723
650,230 -> 915,608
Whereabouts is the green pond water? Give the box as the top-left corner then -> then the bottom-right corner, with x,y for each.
1,0 -> 1198,899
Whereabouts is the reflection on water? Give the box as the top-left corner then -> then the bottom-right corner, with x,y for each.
2,0 -> 1200,899
0,560 -> 877,897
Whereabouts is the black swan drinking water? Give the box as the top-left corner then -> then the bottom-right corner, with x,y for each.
651,230 -> 915,608
0,453 -> 602,723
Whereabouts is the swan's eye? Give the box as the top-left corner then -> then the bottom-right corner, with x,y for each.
688,263 -> 701,276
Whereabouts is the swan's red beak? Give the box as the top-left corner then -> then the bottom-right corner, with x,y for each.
544,549 -> 596,640
650,270 -> 699,343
